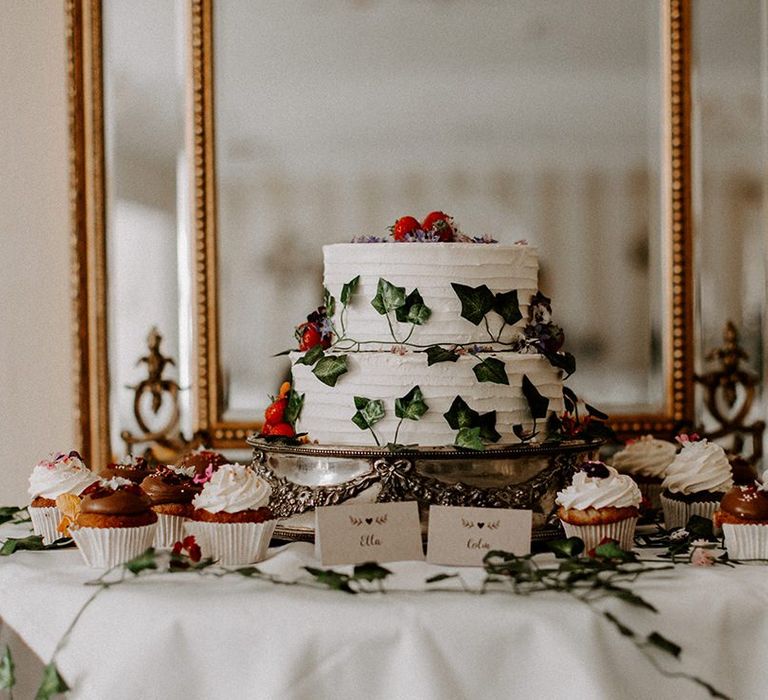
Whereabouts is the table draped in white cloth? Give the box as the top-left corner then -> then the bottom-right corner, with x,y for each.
0,521 -> 766,700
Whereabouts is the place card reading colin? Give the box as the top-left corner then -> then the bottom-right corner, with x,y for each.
315,501 -> 424,566
426,506 -> 532,566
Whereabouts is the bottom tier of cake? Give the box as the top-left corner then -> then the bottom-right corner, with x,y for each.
290,350 -> 564,447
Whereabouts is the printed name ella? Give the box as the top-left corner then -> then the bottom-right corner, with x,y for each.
360,534 -> 381,547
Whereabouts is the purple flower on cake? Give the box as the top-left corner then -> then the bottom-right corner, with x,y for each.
351,235 -> 387,243
390,345 -> 408,356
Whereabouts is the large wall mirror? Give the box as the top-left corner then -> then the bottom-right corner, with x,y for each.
70,0 -> 703,465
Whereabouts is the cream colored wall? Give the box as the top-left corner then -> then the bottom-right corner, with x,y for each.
0,3 -> 72,506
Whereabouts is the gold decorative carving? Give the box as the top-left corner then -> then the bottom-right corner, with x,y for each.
121,327 -> 209,461
695,321 -> 764,466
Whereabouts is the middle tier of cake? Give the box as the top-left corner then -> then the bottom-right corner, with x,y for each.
290,350 -> 564,447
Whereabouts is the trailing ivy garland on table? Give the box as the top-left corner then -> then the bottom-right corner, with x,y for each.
0,510 -> 734,699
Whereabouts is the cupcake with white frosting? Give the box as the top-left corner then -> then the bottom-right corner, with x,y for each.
185,463 -> 275,565
556,461 -> 642,551
612,435 -> 677,508
28,451 -> 99,544
660,438 -> 733,530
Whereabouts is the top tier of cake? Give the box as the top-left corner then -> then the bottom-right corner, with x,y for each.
323,242 -> 537,347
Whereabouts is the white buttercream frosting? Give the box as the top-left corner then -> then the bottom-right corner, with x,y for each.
291,350 -> 564,446
556,464 -> 642,510
324,243 -> 538,347
661,439 -> 734,495
612,435 -> 677,479
192,464 -> 272,513
28,452 -> 99,499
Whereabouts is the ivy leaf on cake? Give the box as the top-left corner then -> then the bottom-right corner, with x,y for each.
512,375 -> 550,443
443,396 -> 501,450
394,385 -> 429,421
371,278 -> 406,314
351,396 -> 386,446
295,344 -> 325,366
340,275 -> 360,306
472,357 -> 509,385
312,355 -> 349,387
394,289 -> 432,326
492,290 -> 523,326
451,283 -> 495,325
424,346 -> 460,365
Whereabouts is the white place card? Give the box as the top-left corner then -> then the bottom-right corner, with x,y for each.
315,501 -> 424,566
426,506 -> 532,566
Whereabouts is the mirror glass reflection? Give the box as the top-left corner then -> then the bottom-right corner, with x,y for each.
693,0 -> 767,428
214,0 -> 664,421
103,0 -> 190,455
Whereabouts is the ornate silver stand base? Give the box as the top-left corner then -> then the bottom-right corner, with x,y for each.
248,437 -> 602,541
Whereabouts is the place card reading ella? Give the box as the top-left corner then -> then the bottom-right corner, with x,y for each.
426,506 -> 532,566
315,502 -> 424,566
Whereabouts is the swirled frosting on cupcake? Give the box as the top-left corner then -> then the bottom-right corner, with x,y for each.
661,439 -> 733,495
140,465 -> 200,505
556,462 -> 642,510
612,435 -> 677,479
28,451 -> 99,499
192,464 -> 271,514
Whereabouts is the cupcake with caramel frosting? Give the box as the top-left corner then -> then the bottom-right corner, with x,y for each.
660,438 -> 733,530
68,477 -> 158,567
556,461 -> 641,551
28,451 -> 99,544
186,463 -> 275,565
612,435 -> 676,508
714,475 -> 768,560
141,465 -> 201,547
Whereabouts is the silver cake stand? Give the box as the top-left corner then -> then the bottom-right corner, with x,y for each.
248,436 -> 603,542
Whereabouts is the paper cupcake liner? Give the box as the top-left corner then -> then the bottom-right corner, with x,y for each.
70,523 -> 157,568
638,482 -> 663,510
661,495 -> 719,531
154,513 -> 187,549
722,524 -> 768,561
29,506 -> 62,545
559,517 -> 637,552
184,520 -> 276,566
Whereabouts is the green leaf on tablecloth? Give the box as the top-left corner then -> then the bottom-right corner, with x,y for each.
124,548 -> 158,575
0,535 -> 47,556
451,283 -> 495,325
455,427 -> 485,451
603,612 -> 635,638
593,540 -> 635,562
353,562 -> 392,582
395,386 -> 428,421
425,573 -> 459,584
424,346 -> 460,366
323,287 -> 336,317
472,357 -> 509,385
548,537 -> 585,559
371,278 -> 406,315
0,646 -> 15,691
36,662 -> 69,700
493,290 -> 522,325
521,374 -> 549,419
0,506 -> 28,526
351,396 -> 385,431
295,344 -> 325,366
304,566 -> 355,594
611,588 -> 657,612
646,631 -> 682,659
340,275 -> 360,306
686,515 -> 716,541
312,355 -> 348,387
235,567 -> 262,578
285,389 -> 305,426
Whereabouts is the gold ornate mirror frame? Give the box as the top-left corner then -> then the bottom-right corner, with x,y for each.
68,0 -> 694,465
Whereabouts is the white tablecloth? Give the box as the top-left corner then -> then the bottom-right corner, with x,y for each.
0,521 -> 766,700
